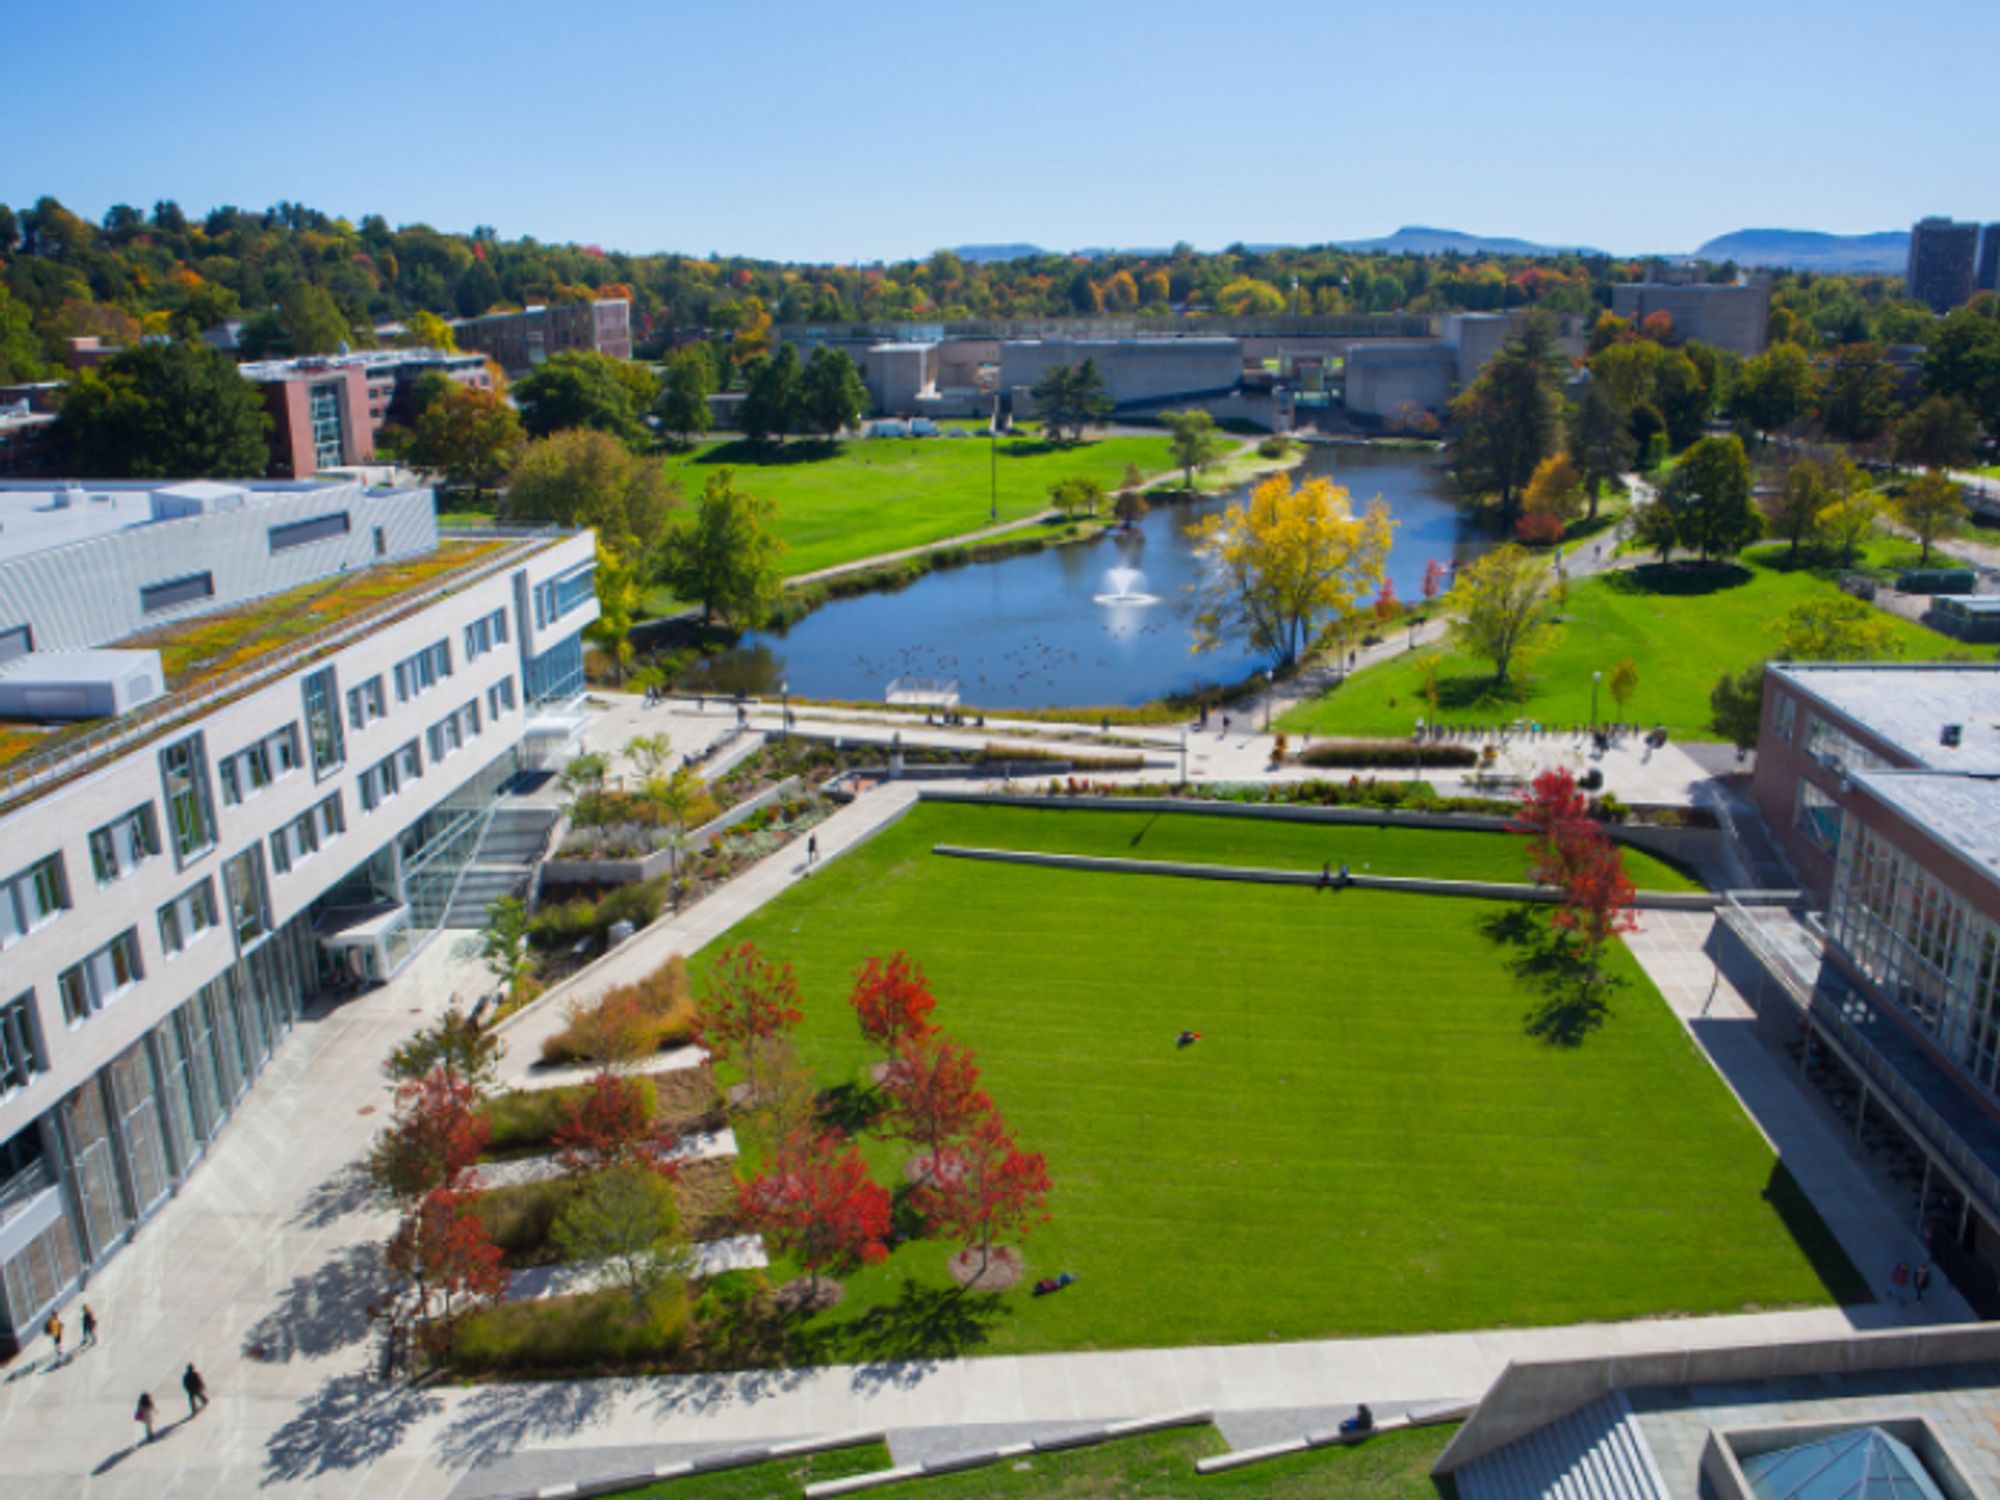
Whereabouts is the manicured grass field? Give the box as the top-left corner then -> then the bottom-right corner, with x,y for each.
608,1425 -> 1453,1499
1279,551 -> 1960,742
913,802 -> 1703,891
656,431 -> 1176,577
700,805 -> 1859,1358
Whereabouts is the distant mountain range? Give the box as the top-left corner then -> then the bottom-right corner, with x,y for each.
1688,228 -> 1909,274
949,226 -> 1918,273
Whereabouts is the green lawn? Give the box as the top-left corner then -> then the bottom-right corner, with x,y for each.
608,1425 -> 1453,1499
914,802 -> 1702,891
1280,551 -> 1962,741
657,431 -> 1176,577
699,805 -> 1859,1358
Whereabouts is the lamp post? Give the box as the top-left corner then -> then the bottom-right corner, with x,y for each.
1261,671 -> 1272,733
1179,727 -> 1189,789
989,400 -> 999,525
780,680 -> 790,742
1590,670 -> 1602,737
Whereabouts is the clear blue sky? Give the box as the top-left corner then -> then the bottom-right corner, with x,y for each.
4,0 -> 1995,263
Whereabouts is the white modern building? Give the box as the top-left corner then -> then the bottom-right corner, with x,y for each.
0,477 -> 597,1351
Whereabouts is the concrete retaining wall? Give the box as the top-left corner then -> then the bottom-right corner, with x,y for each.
543,777 -> 805,887
1433,1322 -> 2000,1476
931,845 -> 1727,910
915,789 -> 1720,867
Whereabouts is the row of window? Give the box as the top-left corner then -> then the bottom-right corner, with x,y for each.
532,565 -> 595,631
218,725 -> 302,806
0,855 -> 67,950
158,879 -> 218,957
427,701 -> 482,766
359,741 -> 424,812
89,804 -> 160,886
0,992 -> 43,1098
270,794 -> 344,876
393,641 -> 452,703
464,608 -> 509,662
58,930 -> 144,1027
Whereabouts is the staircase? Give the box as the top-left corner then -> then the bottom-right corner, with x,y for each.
1455,1393 -> 1668,1500
442,805 -> 559,928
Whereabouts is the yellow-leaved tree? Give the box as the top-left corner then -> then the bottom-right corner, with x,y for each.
1187,472 -> 1393,668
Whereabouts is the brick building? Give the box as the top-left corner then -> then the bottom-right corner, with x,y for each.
449,299 -> 632,374
238,350 -> 494,478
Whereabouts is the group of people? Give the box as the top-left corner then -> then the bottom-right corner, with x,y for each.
44,1303 -> 210,1447
1889,1260 -> 1935,1305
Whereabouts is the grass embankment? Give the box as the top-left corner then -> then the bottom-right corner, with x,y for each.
914,802 -> 1702,891
699,804 -> 1859,1357
1280,548 -> 1961,742
656,430 -> 1176,579
605,1423 -> 1455,1499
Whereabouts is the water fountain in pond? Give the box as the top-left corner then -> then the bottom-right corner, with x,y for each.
1095,565 -> 1159,606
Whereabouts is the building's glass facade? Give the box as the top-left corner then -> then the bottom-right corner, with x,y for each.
1830,822 -> 2000,1093
0,919 -> 315,1346
524,634 -> 585,706
308,383 -> 345,470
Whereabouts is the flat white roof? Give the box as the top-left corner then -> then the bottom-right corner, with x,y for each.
0,478 -> 382,566
1853,771 -> 2000,875
0,649 -> 159,684
1771,662 -> 2000,774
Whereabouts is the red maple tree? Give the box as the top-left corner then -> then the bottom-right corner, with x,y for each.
694,943 -> 804,1104
848,951 -> 938,1055
881,1032 -> 992,1180
1551,826 -> 1639,983
1373,578 -> 1401,621
384,1185 -> 507,1362
553,1069 -> 681,1177
1422,557 -> 1447,602
915,1111 -> 1052,1281
737,1130 -> 892,1290
366,1066 -> 490,1206
1511,767 -> 1595,889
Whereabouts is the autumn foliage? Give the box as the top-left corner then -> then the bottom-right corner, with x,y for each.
1511,768 -> 1638,983
384,1185 -> 506,1361
882,1032 -> 992,1177
695,943 -> 804,1102
915,1112 -> 1053,1277
737,1130 -> 892,1280
848,951 -> 938,1054
367,1067 -> 490,1206
553,1069 -> 681,1178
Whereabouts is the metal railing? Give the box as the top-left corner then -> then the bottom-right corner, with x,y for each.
0,532 -> 565,815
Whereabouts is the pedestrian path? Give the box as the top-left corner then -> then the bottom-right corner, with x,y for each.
478,1127 -> 739,1189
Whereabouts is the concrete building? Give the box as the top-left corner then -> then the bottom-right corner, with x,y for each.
239,349 -> 495,479
1978,224 -> 2000,295
450,299 -> 632,374
1745,662 -> 2000,1307
0,402 -> 61,478
1001,337 -> 1243,417
1906,218 -> 1981,315
1609,280 -> 1772,355
0,477 -> 597,1350
1342,343 -> 1459,422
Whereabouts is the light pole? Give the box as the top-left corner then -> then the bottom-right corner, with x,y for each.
780,680 -> 790,742
989,400 -> 999,525
1179,728 -> 1189,789
1261,671 -> 1272,733
1590,670 -> 1602,737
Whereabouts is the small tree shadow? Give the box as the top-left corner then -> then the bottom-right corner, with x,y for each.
263,1370 -> 443,1482
796,1277 -> 1006,1372
817,1082 -> 886,1135
1610,561 -> 1753,597
241,1242 -> 385,1362
289,1163 -> 378,1230
1481,903 -> 1619,1046
693,438 -> 842,468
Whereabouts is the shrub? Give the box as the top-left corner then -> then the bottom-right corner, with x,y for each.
598,877 -> 669,931
1298,740 -> 1479,769
1257,435 -> 1293,459
528,898 -> 599,952
1514,511 -> 1565,546
539,958 -> 698,1069
454,1284 -> 691,1375
979,742 -> 1144,771
478,1176 -> 582,1256
482,1079 -> 660,1157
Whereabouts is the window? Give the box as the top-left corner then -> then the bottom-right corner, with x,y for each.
0,992 -> 43,1096
393,642 -> 452,702
487,676 -> 517,718
308,382 -> 344,470
157,880 -> 218,956
346,675 -> 387,731
218,726 -> 301,806
222,847 -> 271,949
1796,781 -> 1844,856
361,745 -> 418,812
0,623 -> 29,665
58,929 -> 143,1025
0,854 -> 68,948
88,804 -> 160,885
1772,691 -> 1797,743
1804,713 -> 1892,776
426,701 -> 481,764
268,512 -> 350,552
302,667 -> 344,776
140,571 -> 216,614
160,735 -> 215,865
533,565 -> 596,629
463,608 -> 510,661
270,793 -> 343,874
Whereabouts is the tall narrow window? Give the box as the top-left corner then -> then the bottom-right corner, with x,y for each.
160,735 -> 215,865
302,667 -> 344,775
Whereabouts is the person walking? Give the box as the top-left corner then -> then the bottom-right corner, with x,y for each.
1891,1261 -> 1911,1305
80,1304 -> 97,1349
1915,1263 -> 1933,1304
182,1362 -> 208,1416
44,1311 -> 62,1360
806,833 -> 819,869
135,1392 -> 157,1443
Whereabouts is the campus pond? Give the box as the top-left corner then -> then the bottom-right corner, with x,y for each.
685,443 -> 1492,709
